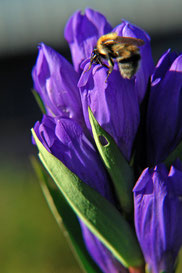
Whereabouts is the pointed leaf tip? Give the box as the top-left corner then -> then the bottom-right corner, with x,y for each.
30,156 -> 102,273
88,107 -> 134,214
31,128 -> 144,268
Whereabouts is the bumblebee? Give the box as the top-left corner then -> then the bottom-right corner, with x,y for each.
88,32 -> 145,81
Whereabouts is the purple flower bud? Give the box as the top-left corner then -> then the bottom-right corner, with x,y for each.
34,115 -> 111,198
147,50 -> 182,165
133,160 -> 182,273
78,54 -> 140,161
34,115 -> 127,273
32,43 -> 83,124
64,8 -> 112,73
113,20 -> 154,103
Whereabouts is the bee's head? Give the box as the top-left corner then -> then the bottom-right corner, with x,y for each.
90,47 -> 99,62
91,47 -> 98,57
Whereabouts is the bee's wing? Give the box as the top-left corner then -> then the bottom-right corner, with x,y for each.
115,36 -> 145,46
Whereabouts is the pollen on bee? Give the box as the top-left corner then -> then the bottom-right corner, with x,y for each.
88,33 -> 144,80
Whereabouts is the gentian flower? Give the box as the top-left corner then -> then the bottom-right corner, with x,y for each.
64,9 -> 112,73
147,50 -> 182,165
113,20 -> 154,103
77,19 -> 154,160
32,7 -> 182,273
34,115 -> 127,273
34,115 -> 113,201
133,49 -> 182,272
133,160 -> 182,273
32,43 -> 83,125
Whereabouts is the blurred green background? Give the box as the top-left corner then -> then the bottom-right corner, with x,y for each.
1,0 -> 182,272
0,159 -> 81,273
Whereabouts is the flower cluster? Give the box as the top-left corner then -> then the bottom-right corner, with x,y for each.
32,8 -> 182,273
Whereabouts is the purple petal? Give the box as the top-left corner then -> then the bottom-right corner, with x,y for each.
133,162 -> 182,273
32,43 -> 83,124
34,115 -> 112,199
113,20 -> 154,103
147,51 -> 182,165
80,221 -> 128,273
151,49 -> 178,85
64,8 -> 112,73
78,61 -> 140,161
33,115 -> 56,152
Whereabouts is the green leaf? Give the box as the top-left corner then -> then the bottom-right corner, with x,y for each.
31,128 -> 144,268
32,89 -> 46,114
164,141 -> 182,167
88,107 -> 134,214
30,156 -> 102,273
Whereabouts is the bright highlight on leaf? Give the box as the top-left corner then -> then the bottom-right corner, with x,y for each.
32,89 -> 46,114
32,128 -> 144,268
31,156 -> 102,273
88,107 -> 134,214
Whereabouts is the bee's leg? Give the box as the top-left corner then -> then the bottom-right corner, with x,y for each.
97,58 -> 109,69
87,62 -> 92,71
84,54 -> 97,74
87,55 -> 96,72
86,54 -> 103,72
105,57 -> 114,82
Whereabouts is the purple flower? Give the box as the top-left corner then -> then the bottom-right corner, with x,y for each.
147,50 -> 182,165
133,160 -> 182,273
32,43 -> 83,124
113,20 -> 154,103
64,8 -> 112,73
133,49 -> 182,273
77,19 -> 154,160
34,115 -> 127,273
34,115 -> 113,200
78,66 -> 140,161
